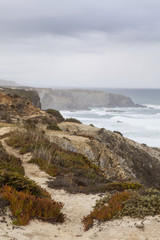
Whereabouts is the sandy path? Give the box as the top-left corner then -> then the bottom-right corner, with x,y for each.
1,127 -> 160,240
0,129 -> 101,239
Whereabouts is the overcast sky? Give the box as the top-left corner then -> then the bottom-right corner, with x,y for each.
0,0 -> 160,88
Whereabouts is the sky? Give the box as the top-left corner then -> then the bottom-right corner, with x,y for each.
0,0 -> 160,88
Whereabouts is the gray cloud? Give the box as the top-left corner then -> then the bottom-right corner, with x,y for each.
0,0 -> 160,88
0,0 -> 160,42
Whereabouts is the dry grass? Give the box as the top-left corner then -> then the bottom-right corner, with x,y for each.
6,128 -> 110,193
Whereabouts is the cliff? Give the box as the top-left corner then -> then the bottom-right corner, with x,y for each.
0,89 -> 159,189
37,89 -> 141,110
0,88 -> 41,108
47,122 -> 160,189
0,89 -> 160,239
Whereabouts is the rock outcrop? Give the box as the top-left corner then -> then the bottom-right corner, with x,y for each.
46,122 -> 160,189
0,88 -> 160,190
37,89 -> 141,110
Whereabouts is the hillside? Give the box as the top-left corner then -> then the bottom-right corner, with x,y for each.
0,79 -> 19,87
37,88 -> 141,110
0,87 -> 41,108
0,89 -> 160,239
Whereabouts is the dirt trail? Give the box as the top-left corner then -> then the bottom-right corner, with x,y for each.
0,127 -> 100,239
1,127 -> 160,240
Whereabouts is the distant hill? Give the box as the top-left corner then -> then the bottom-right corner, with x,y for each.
0,79 -> 19,87
37,88 -> 142,110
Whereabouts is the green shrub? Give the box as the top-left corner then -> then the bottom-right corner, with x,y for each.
0,171 -> 49,198
46,109 -> 64,122
104,182 -> 143,191
113,131 -> 123,136
7,128 -> 109,194
47,123 -> 62,131
116,188 -> 160,219
64,118 -> 82,124
0,142 -> 24,175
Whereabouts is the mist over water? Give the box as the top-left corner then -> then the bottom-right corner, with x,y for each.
61,89 -> 160,148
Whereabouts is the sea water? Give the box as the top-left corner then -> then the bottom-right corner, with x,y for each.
61,89 -> 160,148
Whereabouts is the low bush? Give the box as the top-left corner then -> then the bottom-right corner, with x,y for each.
83,191 -> 131,231
116,188 -> 160,219
64,118 -> 82,124
7,128 -> 109,193
1,185 -> 64,225
0,142 -> 49,198
0,171 -> 49,198
47,123 -> 62,131
46,109 -> 64,122
24,119 -> 37,131
83,187 -> 160,231
113,131 -> 123,136
6,129 -> 46,154
0,142 -> 24,175
104,182 -> 143,192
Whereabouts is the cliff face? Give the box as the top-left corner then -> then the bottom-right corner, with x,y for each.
47,122 -> 160,189
37,89 -> 140,110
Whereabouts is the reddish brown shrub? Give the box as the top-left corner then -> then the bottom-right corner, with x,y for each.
1,185 -> 64,225
83,190 -> 131,231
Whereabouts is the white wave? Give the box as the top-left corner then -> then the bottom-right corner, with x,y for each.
61,106 -> 160,148
145,104 -> 160,110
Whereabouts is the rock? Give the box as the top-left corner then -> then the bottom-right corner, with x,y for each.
46,122 -> 160,188
135,221 -> 145,229
37,89 -> 142,110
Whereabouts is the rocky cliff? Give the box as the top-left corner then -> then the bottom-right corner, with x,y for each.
37,89 -> 141,110
47,122 -> 160,189
0,88 -> 160,240
0,89 -> 159,190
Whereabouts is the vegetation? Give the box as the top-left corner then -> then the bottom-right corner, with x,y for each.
1,185 -> 64,225
83,191 -> 131,231
6,128 -> 110,193
0,139 -> 64,226
0,171 -> 49,198
47,123 -> 62,131
113,131 -> 123,136
117,188 -> 160,219
83,187 -> 160,231
46,109 -> 64,122
0,111 -> 12,123
64,118 -> 82,124
6,129 -> 45,155
0,88 -> 41,108
0,142 -> 24,175
104,182 -> 143,192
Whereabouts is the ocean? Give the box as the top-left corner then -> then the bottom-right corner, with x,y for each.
61,89 -> 160,148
